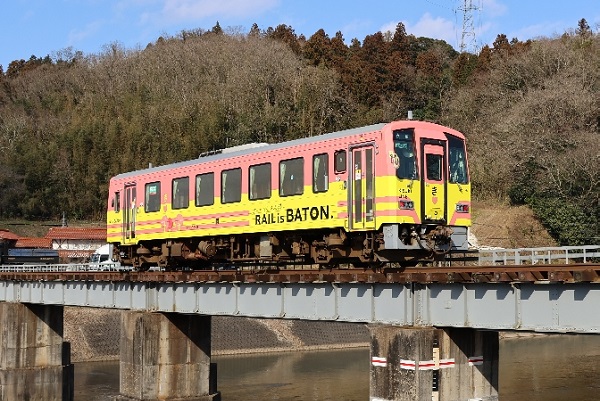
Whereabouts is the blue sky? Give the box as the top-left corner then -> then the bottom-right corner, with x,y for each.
2,0 -> 598,69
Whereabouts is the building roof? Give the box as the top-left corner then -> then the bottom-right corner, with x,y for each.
0,229 -> 21,241
46,227 -> 107,241
15,237 -> 52,248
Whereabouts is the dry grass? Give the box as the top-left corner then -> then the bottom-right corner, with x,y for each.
471,200 -> 556,249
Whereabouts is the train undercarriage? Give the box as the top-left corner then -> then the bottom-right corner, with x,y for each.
117,224 -> 456,271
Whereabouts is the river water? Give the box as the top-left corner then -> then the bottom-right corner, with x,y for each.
74,334 -> 600,400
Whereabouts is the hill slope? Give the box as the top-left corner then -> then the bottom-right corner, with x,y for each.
470,201 -> 556,249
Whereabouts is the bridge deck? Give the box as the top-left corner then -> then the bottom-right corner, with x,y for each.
1,267 -> 600,334
1,263 -> 600,284
1,245 -> 599,333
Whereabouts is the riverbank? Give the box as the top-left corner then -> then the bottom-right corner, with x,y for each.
64,307 -> 370,362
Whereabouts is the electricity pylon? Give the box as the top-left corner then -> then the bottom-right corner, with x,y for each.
457,0 -> 481,53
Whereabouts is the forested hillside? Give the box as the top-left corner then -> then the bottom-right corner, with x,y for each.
0,20 -> 598,244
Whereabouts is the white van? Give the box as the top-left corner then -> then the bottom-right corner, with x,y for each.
90,244 -> 122,271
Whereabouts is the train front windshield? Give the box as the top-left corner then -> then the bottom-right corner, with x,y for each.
446,134 -> 468,184
393,129 -> 417,180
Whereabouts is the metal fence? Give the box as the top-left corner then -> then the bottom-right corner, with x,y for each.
0,262 -> 125,272
477,245 -> 600,265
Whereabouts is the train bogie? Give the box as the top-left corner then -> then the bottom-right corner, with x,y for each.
107,120 -> 471,270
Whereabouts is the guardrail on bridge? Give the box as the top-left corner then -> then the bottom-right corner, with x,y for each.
477,245 -> 600,265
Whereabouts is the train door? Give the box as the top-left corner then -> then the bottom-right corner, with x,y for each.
349,145 -> 376,230
122,184 -> 137,244
421,140 -> 446,223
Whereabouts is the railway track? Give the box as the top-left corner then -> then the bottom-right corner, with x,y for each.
1,263 -> 600,284
0,246 -> 597,284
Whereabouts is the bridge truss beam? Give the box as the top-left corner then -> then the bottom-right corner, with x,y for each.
0,280 -> 598,333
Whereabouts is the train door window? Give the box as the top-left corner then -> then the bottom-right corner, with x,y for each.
222,168 -> 242,203
313,153 -> 329,193
145,182 -> 161,212
334,150 -> 346,173
426,154 -> 442,181
365,148 -> 374,222
172,177 -> 189,209
195,173 -> 214,206
446,134 -> 469,184
113,192 -> 120,212
249,163 -> 271,200
279,158 -> 304,196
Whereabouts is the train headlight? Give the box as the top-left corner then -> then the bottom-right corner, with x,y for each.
455,203 -> 470,213
398,199 -> 414,210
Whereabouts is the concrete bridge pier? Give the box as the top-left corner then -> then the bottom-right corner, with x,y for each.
369,325 -> 498,401
0,302 -> 73,401
118,311 -> 220,401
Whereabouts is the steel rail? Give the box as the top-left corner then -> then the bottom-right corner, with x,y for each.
1,263 -> 600,284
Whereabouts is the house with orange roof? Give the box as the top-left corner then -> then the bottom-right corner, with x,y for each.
0,229 -> 21,260
0,229 -> 21,242
14,237 -> 53,248
45,227 -> 107,262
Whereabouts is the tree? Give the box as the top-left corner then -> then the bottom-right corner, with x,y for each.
451,52 -> 478,87
328,31 -> 348,70
389,22 -> 411,62
267,24 -> 301,54
249,23 -> 261,38
576,18 -> 592,37
212,21 -> 223,35
303,29 -> 331,66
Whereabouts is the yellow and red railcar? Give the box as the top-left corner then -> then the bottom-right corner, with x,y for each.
106,120 -> 471,270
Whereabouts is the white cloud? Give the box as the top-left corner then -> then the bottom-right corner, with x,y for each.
144,0 -> 279,25
381,13 -> 458,46
481,0 -> 507,18
340,19 -> 372,40
68,20 -> 104,46
510,21 -> 567,41
380,21 -> 399,36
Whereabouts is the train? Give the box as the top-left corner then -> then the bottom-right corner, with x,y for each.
0,243 -> 60,265
106,120 -> 471,271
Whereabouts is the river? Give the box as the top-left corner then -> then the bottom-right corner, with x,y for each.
74,334 -> 600,400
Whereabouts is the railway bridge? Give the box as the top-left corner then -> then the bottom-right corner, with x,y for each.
0,245 -> 599,401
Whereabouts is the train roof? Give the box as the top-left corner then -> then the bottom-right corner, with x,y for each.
112,120 -> 460,181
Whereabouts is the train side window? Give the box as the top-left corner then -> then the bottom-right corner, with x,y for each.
313,154 -> 329,193
334,150 -> 346,173
195,173 -> 214,206
145,182 -> 161,212
222,168 -> 242,203
172,177 -> 189,210
114,192 -> 120,212
249,163 -> 271,200
279,158 -> 304,196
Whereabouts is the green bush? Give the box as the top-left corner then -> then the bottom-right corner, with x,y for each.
529,197 -> 594,245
